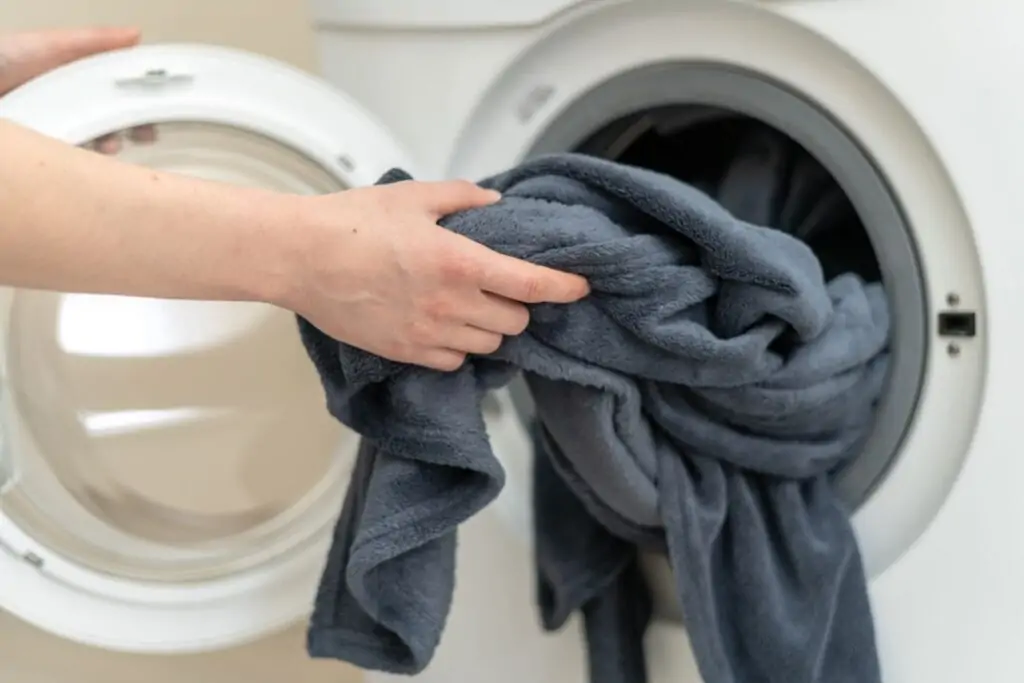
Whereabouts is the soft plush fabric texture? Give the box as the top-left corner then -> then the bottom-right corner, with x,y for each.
297,142 -> 888,683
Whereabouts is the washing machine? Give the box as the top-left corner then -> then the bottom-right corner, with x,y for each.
310,0 -> 1022,682
0,44 -> 532,682
0,0 -> 1017,681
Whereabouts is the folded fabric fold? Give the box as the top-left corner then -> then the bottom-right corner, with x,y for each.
298,147 -> 887,683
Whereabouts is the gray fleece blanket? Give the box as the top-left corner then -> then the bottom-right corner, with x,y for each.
297,147 -> 888,683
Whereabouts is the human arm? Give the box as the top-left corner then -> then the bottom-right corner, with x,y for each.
0,118 -> 304,302
0,28 -> 589,370
0,28 -> 209,298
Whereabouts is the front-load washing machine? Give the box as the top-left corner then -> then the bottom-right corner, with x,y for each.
308,0 -> 1022,682
0,44 -> 532,682
0,0 -> 1016,681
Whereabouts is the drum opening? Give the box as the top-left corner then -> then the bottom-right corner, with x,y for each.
525,62 -> 929,512
515,61 -> 931,621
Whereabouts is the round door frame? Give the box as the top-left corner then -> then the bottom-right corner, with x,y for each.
0,43 -> 417,653
445,0 -> 987,580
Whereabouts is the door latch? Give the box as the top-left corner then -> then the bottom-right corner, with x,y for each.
115,69 -> 194,90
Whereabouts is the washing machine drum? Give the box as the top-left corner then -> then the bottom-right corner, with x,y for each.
0,44 -> 423,654
446,5 -> 993,626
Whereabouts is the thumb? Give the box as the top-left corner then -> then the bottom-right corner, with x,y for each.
472,246 -> 590,304
410,179 -> 502,217
0,27 -> 140,95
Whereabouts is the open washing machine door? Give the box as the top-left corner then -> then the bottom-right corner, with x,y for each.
0,43 -> 533,657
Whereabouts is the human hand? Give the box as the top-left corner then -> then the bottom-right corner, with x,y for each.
0,27 -> 156,153
279,180 -> 591,370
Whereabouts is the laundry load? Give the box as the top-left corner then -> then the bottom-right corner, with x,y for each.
297,147 -> 888,683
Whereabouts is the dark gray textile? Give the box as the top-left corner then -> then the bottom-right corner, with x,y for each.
298,148 -> 887,683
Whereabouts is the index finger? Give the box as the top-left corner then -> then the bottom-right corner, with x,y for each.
401,179 -> 501,217
479,250 -> 590,304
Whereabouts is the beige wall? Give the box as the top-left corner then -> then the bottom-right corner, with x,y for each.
0,0 -> 317,70
0,3 -> 361,682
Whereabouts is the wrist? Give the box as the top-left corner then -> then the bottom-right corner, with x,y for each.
231,189 -> 309,310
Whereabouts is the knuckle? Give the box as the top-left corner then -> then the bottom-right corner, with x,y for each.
436,260 -> 483,290
423,296 -> 453,321
521,275 -> 544,302
482,334 -> 503,354
408,319 -> 437,345
438,254 -> 476,282
433,353 -> 465,372
510,308 -> 530,334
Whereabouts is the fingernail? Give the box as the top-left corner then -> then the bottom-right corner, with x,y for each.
485,189 -> 502,201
